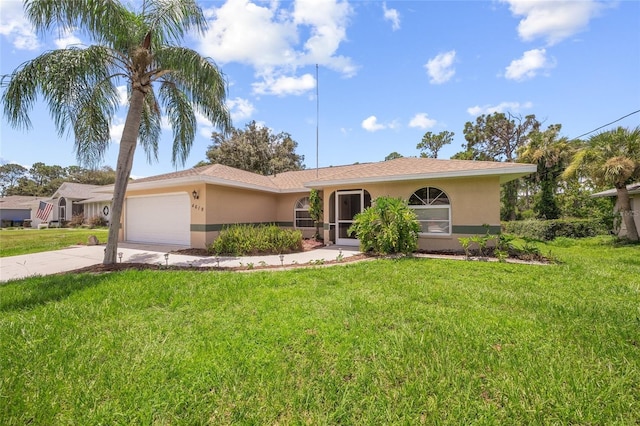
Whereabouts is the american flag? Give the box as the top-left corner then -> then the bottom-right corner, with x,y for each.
36,201 -> 53,221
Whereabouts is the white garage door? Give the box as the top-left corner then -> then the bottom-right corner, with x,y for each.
126,193 -> 191,246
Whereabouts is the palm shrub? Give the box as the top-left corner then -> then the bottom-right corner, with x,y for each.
348,196 -> 420,255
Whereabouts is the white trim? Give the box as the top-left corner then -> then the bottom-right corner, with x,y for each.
304,165 -> 537,188
294,196 -> 314,229
336,190 -> 364,246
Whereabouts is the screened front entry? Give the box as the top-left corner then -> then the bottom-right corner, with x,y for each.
336,190 -> 371,246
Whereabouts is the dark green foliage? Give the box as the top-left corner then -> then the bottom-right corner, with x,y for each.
503,219 -> 608,241
384,151 -> 403,161
210,224 -> 302,256
308,189 -> 323,240
534,179 -> 561,219
202,121 -> 305,175
348,196 -> 420,254
416,130 -> 454,159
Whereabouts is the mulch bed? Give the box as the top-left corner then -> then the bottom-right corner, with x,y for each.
64,240 -> 552,276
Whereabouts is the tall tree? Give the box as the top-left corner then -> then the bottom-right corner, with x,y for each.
67,165 -> 117,185
462,112 -> 541,220
203,121 -> 304,175
563,126 -> 640,241
416,131 -> 454,159
0,163 -> 28,196
384,152 -> 403,161
2,0 -> 231,263
518,124 -> 575,219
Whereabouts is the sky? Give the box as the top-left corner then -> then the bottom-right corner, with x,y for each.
1,0 -> 639,179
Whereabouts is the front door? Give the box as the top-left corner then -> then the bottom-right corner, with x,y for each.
336,190 -> 365,246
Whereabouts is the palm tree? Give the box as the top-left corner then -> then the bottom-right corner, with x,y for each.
518,124 -> 576,219
563,126 -> 640,241
2,0 -> 231,263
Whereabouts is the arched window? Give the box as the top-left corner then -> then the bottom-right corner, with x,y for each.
294,197 -> 314,228
58,197 -> 67,221
408,187 -> 451,235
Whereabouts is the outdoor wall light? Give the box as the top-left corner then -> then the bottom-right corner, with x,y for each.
192,190 -> 199,200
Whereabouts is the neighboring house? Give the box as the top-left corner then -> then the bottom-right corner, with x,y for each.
591,183 -> 640,238
0,195 -> 46,227
31,182 -> 112,227
109,157 -> 536,251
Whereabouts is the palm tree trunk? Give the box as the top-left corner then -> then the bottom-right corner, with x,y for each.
103,89 -> 146,264
616,185 -> 639,241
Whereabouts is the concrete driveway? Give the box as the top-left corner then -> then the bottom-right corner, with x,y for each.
0,243 -> 360,282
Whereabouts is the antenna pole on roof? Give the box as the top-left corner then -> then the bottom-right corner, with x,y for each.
316,63 -> 319,178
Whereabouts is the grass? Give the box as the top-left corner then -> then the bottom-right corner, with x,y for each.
1,236 -> 639,424
0,228 -> 109,257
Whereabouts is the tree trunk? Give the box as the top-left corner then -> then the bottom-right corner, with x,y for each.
616,185 -> 639,241
103,89 -> 146,264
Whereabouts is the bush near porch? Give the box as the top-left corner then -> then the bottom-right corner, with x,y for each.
209,224 -> 303,256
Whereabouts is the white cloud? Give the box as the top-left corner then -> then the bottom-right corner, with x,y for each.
361,115 -> 386,132
194,111 -> 215,138
252,73 -> 316,96
109,118 -> 125,144
226,97 -> 256,122
467,101 -> 533,116
116,85 -> 128,106
0,0 -> 40,50
501,0 -> 604,45
504,48 -> 555,81
409,113 -> 437,129
54,29 -> 82,49
425,50 -> 456,84
199,0 -> 356,96
383,2 -> 400,31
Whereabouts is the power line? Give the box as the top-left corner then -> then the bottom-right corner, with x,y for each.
571,109 -> 640,140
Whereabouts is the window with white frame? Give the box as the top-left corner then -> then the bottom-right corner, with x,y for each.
294,197 -> 314,228
408,187 -> 451,235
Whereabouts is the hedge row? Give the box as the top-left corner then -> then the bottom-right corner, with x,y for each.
209,224 -> 303,256
502,218 -> 609,241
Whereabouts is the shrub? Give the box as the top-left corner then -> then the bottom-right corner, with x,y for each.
502,218 -> 608,241
68,214 -> 85,228
210,224 -> 303,256
348,196 -> 420,255
88,215 -> 108,228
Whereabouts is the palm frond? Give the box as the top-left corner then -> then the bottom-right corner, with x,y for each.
25,0 -> 134,49
159,81 -> 195,166
72,75 -> 120,167
153,46 -> 231,135
138,89 -> 161,164
2,46 -> 119,141
144,0 -> 207,46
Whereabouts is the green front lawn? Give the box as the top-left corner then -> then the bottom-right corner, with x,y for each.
1,237 -> 638,424
0,228 -> 109,257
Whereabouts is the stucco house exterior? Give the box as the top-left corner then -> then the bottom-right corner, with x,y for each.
591,183 -> 640,238
0,196 -> 46,227
110,157 -> 536,251
30,182 -> 112,227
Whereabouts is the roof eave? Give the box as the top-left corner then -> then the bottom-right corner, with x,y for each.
303,165 -> 537,188
114,175 -> 282,194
